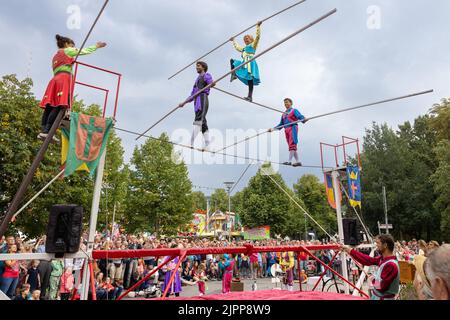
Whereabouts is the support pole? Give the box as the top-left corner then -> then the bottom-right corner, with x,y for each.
89,260 -> 97,300
382,186 -> 389,234
11,170 -> 65,222
331,170 -> 350,295
297,253 -> 302,291
0,108 -> 65,239
80,149 -> 107,300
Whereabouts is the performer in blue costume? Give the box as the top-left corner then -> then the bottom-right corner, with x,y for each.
229,21 -> 262,102
270,98 -> 307,167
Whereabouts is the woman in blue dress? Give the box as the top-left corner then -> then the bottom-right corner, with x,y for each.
230,21 -> 262,102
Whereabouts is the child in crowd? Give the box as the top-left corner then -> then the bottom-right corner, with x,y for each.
25,260 -> 41,292
30,289 -> 41,300
193,263 -> 208,296
59,266 -> 74,300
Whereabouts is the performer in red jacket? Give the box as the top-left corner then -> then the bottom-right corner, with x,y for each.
340,234 -> 400,300
39,34 -> 106,142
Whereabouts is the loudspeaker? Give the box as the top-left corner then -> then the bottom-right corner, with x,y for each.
343,218 -> 358,245
45,205 -> 83,254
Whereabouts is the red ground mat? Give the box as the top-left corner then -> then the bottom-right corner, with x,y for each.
164,290 -> 366,300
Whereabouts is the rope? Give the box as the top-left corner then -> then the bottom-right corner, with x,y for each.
217,89 -> 434,153
136,9 -> 337,139
259,164 -> 334,238
115,127 -> 328,169
213,87 -> 285,114
339,180 -> 374,241
167,0 -> 308,80
230,162 -> 254,194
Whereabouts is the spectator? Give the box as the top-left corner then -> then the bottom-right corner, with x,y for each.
427,241 -> 440,255
425,244 -> 450,300
0,244 -> 20,298
413,255 -> 433,300
48,259 -> 64,300
59,266 -> 74,300
13,284 -> 30,301
30,289 -> 41,300
418,240 -> 427,256
25,260 -> 41,292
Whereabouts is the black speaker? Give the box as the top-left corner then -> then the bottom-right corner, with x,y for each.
45,205 -> 83,254
343,218 -> 358,245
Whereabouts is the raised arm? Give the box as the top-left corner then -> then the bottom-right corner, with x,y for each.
252,22 -> 262,49
231,37 -> 244,52
64,42 -> 106,57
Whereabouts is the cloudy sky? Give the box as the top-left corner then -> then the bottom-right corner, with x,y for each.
1,0 -> 449,196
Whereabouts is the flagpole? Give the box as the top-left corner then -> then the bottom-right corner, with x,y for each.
80,148 -> 107,300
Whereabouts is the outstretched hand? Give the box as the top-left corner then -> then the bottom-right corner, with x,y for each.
338,243 -> 352,254
257,21 -> 263,27
178,102 -> 186,108
96,42 -> 107,49
302,119 -> 309,124
229,37 -> 235,42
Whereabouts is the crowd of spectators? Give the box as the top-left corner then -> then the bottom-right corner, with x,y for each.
0,231 -> 448,300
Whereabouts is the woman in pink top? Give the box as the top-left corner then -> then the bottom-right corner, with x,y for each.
0,244 -> 20,298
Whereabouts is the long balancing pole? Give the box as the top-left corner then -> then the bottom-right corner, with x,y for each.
167,0 -> 308,80
136,9 -> 338,140
216,89 -> 434,153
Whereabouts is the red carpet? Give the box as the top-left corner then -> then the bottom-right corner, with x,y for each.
166,290 -> 366,300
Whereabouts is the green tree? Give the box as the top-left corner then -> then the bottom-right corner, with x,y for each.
293,174 -> 337,238
360,121 -> 439,240
0,75 -> 127,237
238,164 -> 300,237
210,189 -> 229,212
124,133 -> 193,236
192,191 -> 207,211
431,140 -> 450,241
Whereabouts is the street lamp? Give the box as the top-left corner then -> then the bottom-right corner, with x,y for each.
224,181 -> 234,242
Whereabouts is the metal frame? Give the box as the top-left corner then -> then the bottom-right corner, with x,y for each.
320,136 -> 361,170
90,244 -> 369,300
72,61 -> 122,120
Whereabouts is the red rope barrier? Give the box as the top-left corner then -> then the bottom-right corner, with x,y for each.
312,250 -> 340,291
116,256 -> 174,301
301,247 -> 369,298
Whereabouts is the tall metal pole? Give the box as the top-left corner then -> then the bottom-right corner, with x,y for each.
80,149 -> 107,300
331,170 -> 350,294
382,186 -> 389,234
206,196 -> 211,233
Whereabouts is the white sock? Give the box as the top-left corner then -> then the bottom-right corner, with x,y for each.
293,151 -> 299,163
203,131 -> 210,148
289,151 -> 295,162
191,125 -> 201,146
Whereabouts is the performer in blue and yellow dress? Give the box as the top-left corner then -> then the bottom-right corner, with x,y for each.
229,21 -> 262,102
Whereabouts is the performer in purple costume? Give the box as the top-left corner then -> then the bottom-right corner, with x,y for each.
179,61 -> 214,149
162,244 -> 182,297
